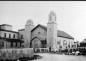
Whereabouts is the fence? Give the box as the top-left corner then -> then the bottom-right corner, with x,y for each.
0,48 -> 34,60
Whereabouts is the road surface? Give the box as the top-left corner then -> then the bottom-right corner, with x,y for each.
32,53 -> 86,61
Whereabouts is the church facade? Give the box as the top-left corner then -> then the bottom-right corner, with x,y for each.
18,11 -> 74,52
0,11 -> 74,52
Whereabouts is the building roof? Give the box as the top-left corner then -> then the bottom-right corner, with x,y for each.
18,29 -> 25,31
31,24 -> 74,39
31,24 -> 47,32
81,39 -> 86,43
0,29 -> 18,33
1,24 -> 12,26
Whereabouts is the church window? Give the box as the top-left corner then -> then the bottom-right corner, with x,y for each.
38,32 -> 40,34
4,33 -> 6,38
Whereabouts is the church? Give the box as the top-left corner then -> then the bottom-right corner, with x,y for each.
0,11 -> 74,52
18,11 -> 74,52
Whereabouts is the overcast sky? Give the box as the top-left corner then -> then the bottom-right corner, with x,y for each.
0,1 -> 86,42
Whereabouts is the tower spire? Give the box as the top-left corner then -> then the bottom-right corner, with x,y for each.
49,11 -> 56,22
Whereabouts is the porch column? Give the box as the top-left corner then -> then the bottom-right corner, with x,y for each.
20,42 -> 21,48
17,42 -> 20,48
13,42 -> 16,48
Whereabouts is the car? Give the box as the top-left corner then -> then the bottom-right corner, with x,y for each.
69,52 -> 73,55
75,51 -> 80,55
72,52 -> 75,55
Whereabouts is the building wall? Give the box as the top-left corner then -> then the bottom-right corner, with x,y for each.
24,20 -> 34,48
18,29 -> 32,48
0,39 -> 10,48
0,31 -> 18,39
31,26 -> 74,51
47,22 -> 58,51
18,30 -> 25,40
57,37 -> 74,50
18,30 -> 27,47
47,12 -> 58,51
6,42 -> 11,48
0,30 -> 23,48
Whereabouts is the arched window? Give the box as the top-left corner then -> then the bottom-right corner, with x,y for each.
38,32 -> 41,34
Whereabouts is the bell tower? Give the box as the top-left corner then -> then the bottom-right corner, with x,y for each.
47,11 -> 58,52
25,19 -> 34,31
25,19 -> 34,47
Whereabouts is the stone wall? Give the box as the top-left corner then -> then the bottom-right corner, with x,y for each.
0,48 -> 34,59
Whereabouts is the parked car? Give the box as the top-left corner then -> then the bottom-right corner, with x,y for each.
75,51 -> 80,55
69,52 -> 73,55
72,52 -> 75,55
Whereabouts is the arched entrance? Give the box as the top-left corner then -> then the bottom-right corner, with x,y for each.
31,37 -> 42,48
31,37 -> 41,52
31,37 -> 49,53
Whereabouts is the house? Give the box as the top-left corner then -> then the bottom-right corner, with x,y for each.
0,24 -> 24,48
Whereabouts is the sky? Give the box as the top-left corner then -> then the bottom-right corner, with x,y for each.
0,1 -> 86,42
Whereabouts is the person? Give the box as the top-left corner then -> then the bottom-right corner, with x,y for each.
49,47 -> 51,52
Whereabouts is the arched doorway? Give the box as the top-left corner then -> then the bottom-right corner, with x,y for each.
31,37 -> 42,52
31,37 -> 49,53
32,38 -> 41,48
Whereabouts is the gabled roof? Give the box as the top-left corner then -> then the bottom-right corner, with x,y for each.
57,30 -> 74,39
31,24 -> 74,39
31,24 -> 47,32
